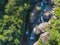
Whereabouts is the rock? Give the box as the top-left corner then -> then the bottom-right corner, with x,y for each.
31,22 -> 49,35
33,41 -> 38,45
33,25 -> 41,35
37,22 -> 49,32
38,22 -> 49,27
42,9 -> 57,22
42,10 -> 51,22
40,32 -> 50,45
51,15 -> 57,20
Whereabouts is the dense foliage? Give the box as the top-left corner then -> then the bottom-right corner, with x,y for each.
0,0 -> 30,45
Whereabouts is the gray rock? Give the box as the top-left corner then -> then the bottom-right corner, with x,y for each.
30,22 -> 50,40
31,22 -> 49,35
40,32 -> 50,45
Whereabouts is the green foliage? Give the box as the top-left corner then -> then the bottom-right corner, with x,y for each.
0,0 -> 30,45
14,38 -> 20,45
48,6 -> 60,45
38,39 -> 42,45
54,0 -> 60,4
0,35 -> 7,41
54,7 -> 60,19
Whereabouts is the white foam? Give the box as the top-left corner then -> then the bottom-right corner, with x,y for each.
26,30 -> 28,35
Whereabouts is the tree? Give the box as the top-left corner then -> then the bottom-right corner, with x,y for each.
0,0 -> 30,45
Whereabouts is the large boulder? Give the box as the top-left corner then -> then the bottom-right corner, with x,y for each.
30,22 -> 49,40
33,22 -> 49,35
40,32 -> 50,45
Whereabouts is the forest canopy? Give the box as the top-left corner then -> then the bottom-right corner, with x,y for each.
0,0 -> 30,45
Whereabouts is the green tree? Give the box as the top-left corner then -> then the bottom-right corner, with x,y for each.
0,0 -> 30,45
